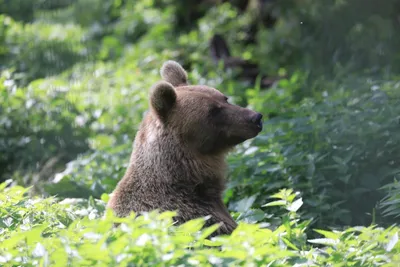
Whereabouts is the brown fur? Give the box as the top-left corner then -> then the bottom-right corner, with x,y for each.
107,60 -> 263,235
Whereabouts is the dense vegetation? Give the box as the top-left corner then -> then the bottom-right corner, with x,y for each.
1,0 -> 400,265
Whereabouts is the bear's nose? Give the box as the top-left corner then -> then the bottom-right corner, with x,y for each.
251,113 -> 263,130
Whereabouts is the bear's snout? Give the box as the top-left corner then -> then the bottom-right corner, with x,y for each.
251,113 -> 263,130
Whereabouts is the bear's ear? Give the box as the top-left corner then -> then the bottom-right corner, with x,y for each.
150,81 -> 177,119
160,60 -> 188,87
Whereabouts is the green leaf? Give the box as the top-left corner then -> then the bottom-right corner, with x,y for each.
386,232 -> 398,252
314,229 -> 340,240
235,195 -> 257,212
308,238 -> 339,246
262,200 -> 286,207
199,224 -> 220,240
287,198 -> 303,212
177,218 -> 206,234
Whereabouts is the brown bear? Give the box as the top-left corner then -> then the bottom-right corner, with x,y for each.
107,60 -> 263,235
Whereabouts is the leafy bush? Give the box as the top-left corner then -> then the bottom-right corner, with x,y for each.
45,144 -> 130,199
254,0 -> 400,79
0,0 -> 36,22
1,16 -> 88,83
1,183 -> 399,266
381,179 -> 400,219
227,77 -> 400,228
0,71 -> 93,187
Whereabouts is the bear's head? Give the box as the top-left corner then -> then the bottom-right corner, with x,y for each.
149,60 -> 263,154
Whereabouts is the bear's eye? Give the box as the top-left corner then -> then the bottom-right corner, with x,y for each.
224,96 -> 228,102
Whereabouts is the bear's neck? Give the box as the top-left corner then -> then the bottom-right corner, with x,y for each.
129,120 -> 228,196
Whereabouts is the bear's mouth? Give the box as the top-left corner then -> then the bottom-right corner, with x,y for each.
256,119 -> 263,131
227,135 -> 248,146
251,120 -> 263,133
250,113 -> 263,131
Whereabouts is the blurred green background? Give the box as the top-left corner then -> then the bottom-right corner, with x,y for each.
1,0 -> 400,232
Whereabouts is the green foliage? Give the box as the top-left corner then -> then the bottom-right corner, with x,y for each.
1,16 -> 88,84
1,183 -> 399,266
228,77 -> 400,228
0,71 -> 92,186
44,144 -> 130,199
381,179 -> 400,219
255,0 -> 400,79
0,0 -> 36,22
